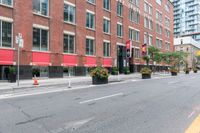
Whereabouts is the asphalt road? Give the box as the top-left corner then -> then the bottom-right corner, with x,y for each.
0,73 -> 200,133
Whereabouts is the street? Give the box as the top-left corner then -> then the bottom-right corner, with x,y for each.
0,73 -> 200,133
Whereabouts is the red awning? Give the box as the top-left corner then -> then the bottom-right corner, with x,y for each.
103,58 -> 112,67
0,49 -> 14,65
85,56 -> 96,67
63,54 -> 78,67
32,52 -> 50,66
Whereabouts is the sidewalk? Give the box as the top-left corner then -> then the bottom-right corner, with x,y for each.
0,72 -> 171,93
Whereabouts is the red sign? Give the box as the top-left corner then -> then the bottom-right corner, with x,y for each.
63,55 -> 78,67
32,52 -> 50,66
0,49 -> 14,65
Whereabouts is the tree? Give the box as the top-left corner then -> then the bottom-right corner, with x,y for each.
142,46 -> 160,67
162,51 -> 187,70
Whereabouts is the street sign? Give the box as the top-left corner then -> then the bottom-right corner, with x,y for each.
16,33 -> 24,48
19,39 -> 24,48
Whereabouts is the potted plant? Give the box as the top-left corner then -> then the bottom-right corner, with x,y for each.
32,68 -> 40,77
193,68 -> 198,73
90,67 -> 109,85
184,68 -> 190,74
140,67 -> 152,79
111,67 -> 119,75
8,66 -> 16,83
123,67 -> 130,75
170,67 -> 178,76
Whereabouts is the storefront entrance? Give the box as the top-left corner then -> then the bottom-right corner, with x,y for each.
0,66 -> 10,80
117,45 -> 127,73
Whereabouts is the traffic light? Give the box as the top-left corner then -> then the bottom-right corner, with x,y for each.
142,43 -> 147,56
126,40 -> 132,58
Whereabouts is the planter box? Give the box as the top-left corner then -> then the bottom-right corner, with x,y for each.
185,71 -> 189,74
142,74 -> 151,79
9,73 -> 16,83
92,76 -> 108,85
171,72 -> 177,76
111,72 -> 118,75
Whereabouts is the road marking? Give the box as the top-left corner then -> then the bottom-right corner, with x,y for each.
79,93 -> 124,104
188,111 -> 196,119
185,114 -> 200,133
64,117 -> 94,131
0,85 -> 96,100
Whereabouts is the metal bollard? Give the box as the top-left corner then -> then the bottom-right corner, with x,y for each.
118,71 -> 120,81
68,73 -> 71,88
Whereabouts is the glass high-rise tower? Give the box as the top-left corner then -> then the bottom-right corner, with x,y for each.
173,0 -> 200,43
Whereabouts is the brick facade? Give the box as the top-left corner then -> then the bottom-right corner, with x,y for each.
0,0 -> 174,79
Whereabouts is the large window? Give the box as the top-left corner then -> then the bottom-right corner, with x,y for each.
156,23 -> 162,34
64,3 -> 75,24
156,0 -> 162,5
129,28 -> 140,42
86,38 -> 95,55
88,0 -> 95,4
64,34 -> 75,54
156,11 -> 162,22
165,42 -> 170,50
0,0 -> 12,6
103,18 -> 110,33
103,0 -> 110,11
129,0 -> 139,7
86,11 -> 95,29
0,20 -> 12,48
33,0 -> 49,16
144,17 -> 153,30
103,41 -> 110,57
134,49 -> 140,58
117,2 -> 123,16
156,38 -> 162,49
33,27 -> 48,51
117,23 -> 123,37
129,9 -> 140,24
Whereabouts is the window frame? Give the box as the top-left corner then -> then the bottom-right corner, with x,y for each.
33,0 -> 49,16
32,26 -> 49,51
63,32 -> 76,54
86,10 -> 95,30
0,19 -> 13,48
86,37 -> 95,56
0,0 -> 13,7
103,40 -> 111,57
64,1 -> 76,24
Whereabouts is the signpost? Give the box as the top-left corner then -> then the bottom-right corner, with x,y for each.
15,33 -> 24,86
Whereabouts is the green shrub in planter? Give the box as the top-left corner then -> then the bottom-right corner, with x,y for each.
140,67 -> 152,79
111,67 -> 119,75
90,67 -> 109,85
8,67 -> 16,83
170,67 -> 178,76
124,67 -> 130,75
32,68 -> 40,77
193,68 -> 198,73
184,68 -> 190,74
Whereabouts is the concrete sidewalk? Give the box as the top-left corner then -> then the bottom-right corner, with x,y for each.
0,72 -> 171,93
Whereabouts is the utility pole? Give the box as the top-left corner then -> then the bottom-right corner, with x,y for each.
15,33 -> 24,86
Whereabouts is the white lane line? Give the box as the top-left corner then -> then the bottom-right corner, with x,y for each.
0,85 -> 95,100
188,110 -> 196,119
79,93 -> 124,104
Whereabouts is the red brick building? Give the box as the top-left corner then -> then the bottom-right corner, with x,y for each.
0,0 -> 174,80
